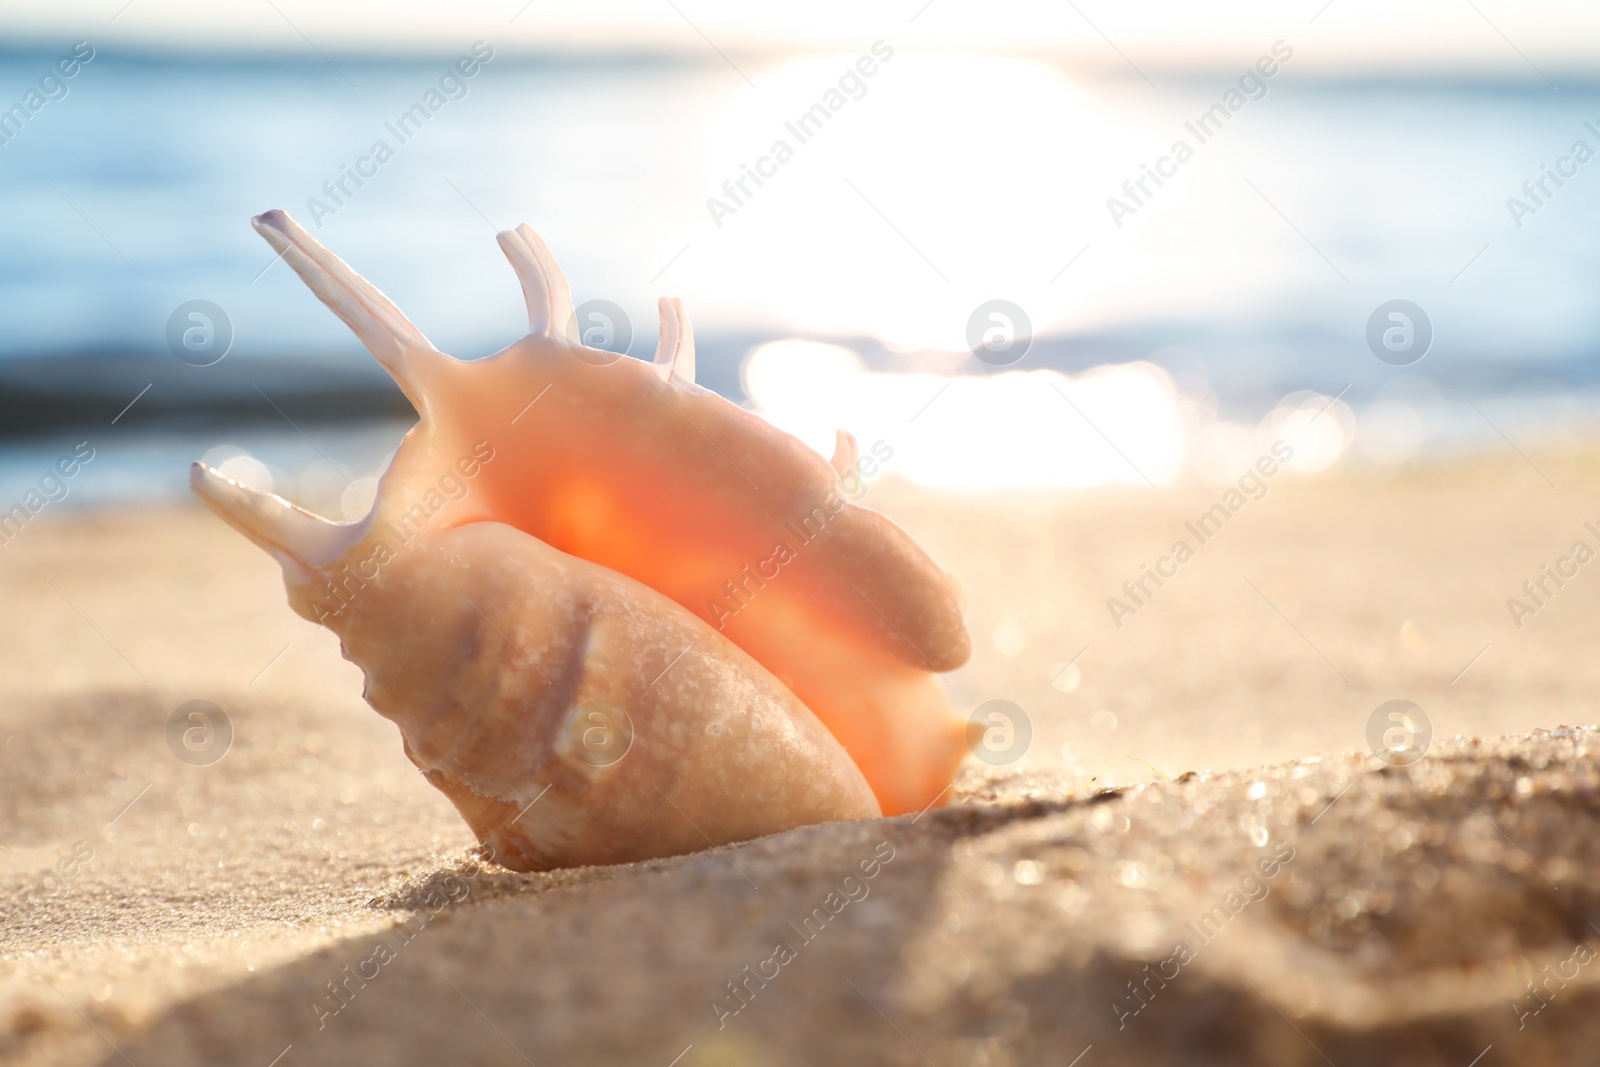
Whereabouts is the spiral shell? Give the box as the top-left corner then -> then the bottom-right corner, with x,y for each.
191,209 -> 972,869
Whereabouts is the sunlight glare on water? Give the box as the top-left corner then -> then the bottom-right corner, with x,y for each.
742,341 -> 1357,490
700,54 -> 1127,347
742,341 -> 1192,490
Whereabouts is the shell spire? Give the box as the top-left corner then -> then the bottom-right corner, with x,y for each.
830,430 -> 859,479
252,210 -> 449,413
496,223 -> 574,338
189,462 -> 362,594
650,297 -> 695,384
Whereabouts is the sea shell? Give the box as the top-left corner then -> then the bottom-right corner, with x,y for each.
244,209 -> 971,816
190,466 -> 881,872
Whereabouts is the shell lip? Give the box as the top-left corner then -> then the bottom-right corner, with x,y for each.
189,460 -> 365,571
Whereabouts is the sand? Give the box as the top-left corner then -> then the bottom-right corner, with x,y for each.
4,447 -> 1600,1066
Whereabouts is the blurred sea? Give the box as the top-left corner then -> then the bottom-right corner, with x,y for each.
3,44 -> 1599,509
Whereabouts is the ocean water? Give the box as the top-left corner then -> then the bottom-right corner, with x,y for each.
2,44 -> 1599,507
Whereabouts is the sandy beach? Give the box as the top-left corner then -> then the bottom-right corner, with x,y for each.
5,447 -> 1600,1066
